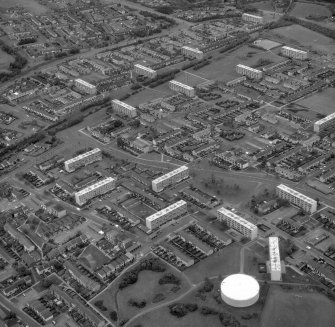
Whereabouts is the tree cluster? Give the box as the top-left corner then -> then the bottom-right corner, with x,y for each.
128,299 -> 146,308
169,303 -> 198,318
158,273 -> 181,285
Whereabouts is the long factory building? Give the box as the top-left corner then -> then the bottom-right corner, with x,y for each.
64,148 -> 102,172
75,177 -> 116,206
146,200 -> 187,230
276,184 -> 317,214
169,80 -> 195,97
217,207 -> 258,240
152,166 -> 189,192
268,236 -> 282,281
112,99 -> 137,118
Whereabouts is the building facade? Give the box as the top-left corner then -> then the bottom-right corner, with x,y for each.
112,99 -> 137,118
134,64 -> 157,78
64,148 -> 102,172
268,236 -> 282,281
314,112 -> 335,133
242,13 -> 264,24
276,184 -> 317,213
281,46 -> 308,60
181,46 -> 204,60
152,166 -> 189,192
146,200 -> 187,230
236,64 -> 263,80
75,177 -> 116,206
74,78 -> 97,94
169,80 -> 195,97
217,207 -> 258,240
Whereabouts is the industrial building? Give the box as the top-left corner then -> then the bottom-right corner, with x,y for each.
221,274 -> 260,307
236,64 -> 263,80
152,165 -> 189,192
281,46 -> 308,60
242,13 -> 264,24
134,64 -> 157,78
75,177 -> 116,206
74,78 -> 97,94
314,112 -> 335,133
146,200 -> 187,230
276,184 -> 317,214
111,99 -> 137,118
64,148 -> 102,172
181,46 -> 204,59
268,237 -> 282,281
169,80 -> 195,97
217,207 -> 258,240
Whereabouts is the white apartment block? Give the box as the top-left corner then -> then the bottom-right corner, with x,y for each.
242,13 -> 264,24
314,112 -> 335,133
146,200 -> 187,230
276,184 -> 317,214
268,237 -> 282,281
152,166 -> 189,192
217,207 -> 258,240
281,46 -> 308,60
169,80 -> 195,97
181,46 -> 204,60
74,78 -> 97,95
64,148 -> 102,172
75,177 -> 116,206
134,64 -> 157,78
236,64 -> 263,80
112,99 -> 137,118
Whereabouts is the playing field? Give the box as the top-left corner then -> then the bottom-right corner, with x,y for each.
0,0 -> 48,14
297,88 -> 335,116
271,24 -> 335,53
261,285 -> 335,327
290,2 -> 331,18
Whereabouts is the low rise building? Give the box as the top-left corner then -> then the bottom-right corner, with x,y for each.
242,13 -> 264,24
181,46 -> 204,59
112,99 -> 137,118
134,64 -> 157,78
4,223 -> 35,252
74,78 -> 97,94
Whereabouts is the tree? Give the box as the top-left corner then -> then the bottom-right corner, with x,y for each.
109,311 -> 118,321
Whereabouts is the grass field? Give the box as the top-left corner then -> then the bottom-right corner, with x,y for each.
78,244 -> 110,271
297,88 -> 335,116
0,49 -> 13,72
271,24 -> 335,53
0,0 -> 48,14
261,285 -> 335,327
250,0 -> 273,11
291,2 -> 331,18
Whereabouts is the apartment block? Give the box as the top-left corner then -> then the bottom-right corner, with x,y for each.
236,64 -> 263,80
217,207 -> 258,240
75,177 -> 116,206
314,112 -> 335,133
242,13 -> 264,24
276,184 -> 317,213
268,236 -> 282,281
74,78 -> 97,94
112,99 -> 137,118
281,46 -> 308,60
64,148 -> 102,172
181,46 -> 204,60
146,200 -> 187,230
152,166 -> 189,192
134,64 -> 157,78
169,80 -> 195,97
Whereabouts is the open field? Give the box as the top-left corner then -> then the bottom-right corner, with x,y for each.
0,49 -> 13,72
184,243 -> 241,283
291,2 -> 331,18
261,285 -> 335,327
297,88 -> 335,116
250,1 -> 274,11
174,71 -> 210,87
271,24 -> 335,53
126,88 -> 167,106
0,0 -> 48,14
126,201 -> 157,220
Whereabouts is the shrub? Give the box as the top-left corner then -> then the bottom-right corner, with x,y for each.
158,273 -> 181,285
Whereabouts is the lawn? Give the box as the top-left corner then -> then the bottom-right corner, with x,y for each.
78,244 -> 110,271
0,0 -> 48,14
0,49 -> 13,72
126,87 -> 173,106
297,88 -> 335,116
261,285 -> 335,327
271,24 -> 335,53
291,2 -> 331,18
184,243 -> 241,283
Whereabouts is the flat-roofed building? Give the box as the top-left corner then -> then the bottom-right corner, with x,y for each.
276,184 -> 317,213
75,177 -> 116,206
169,80 -> 195,97
242,13 -> 264,24
281,46 -> 308,60
236,64 -> 263,80
134,64 -> 157,78
146,200 -> 187,230
112,99 -> 137,118
4,222 -> 35,252
74,78 -> 97,94
152,166 -> 189,192
314,112 -> 335,133
64,148 -> 102,172
181,46 -> 204,59
217,207 -> 258,240
268,236 -> 281,281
